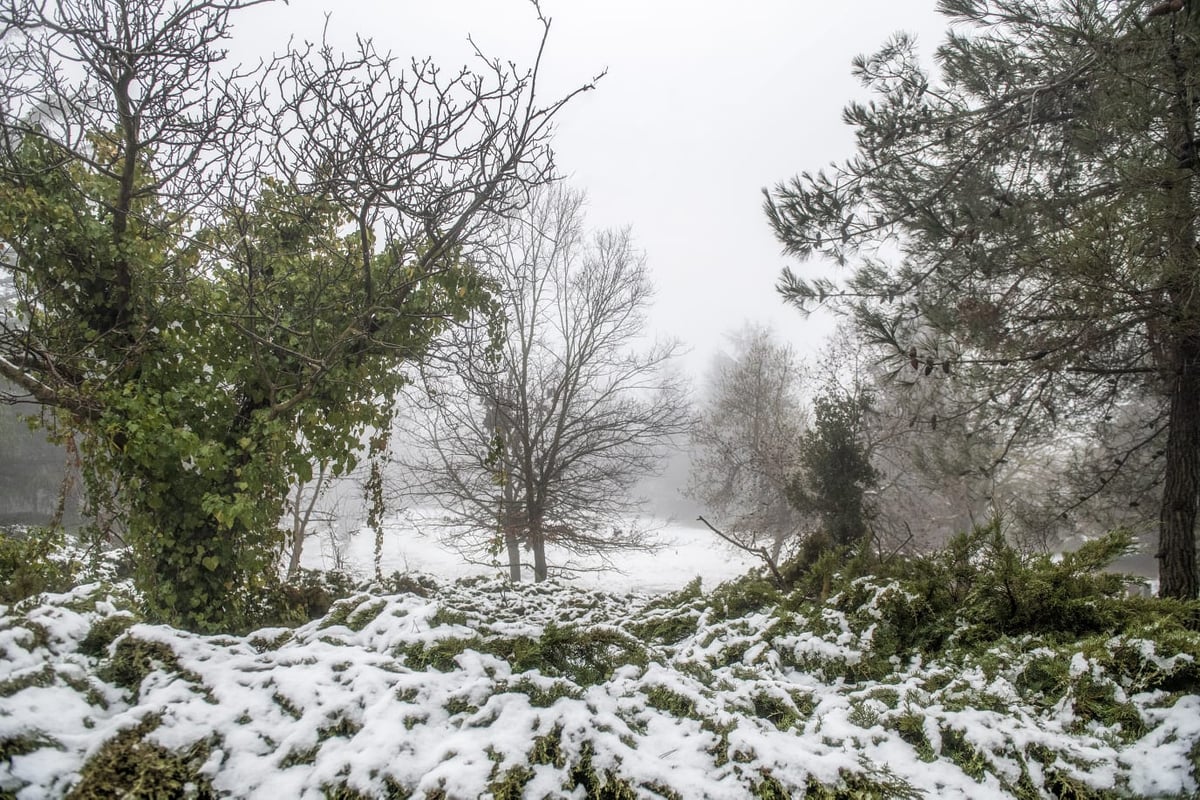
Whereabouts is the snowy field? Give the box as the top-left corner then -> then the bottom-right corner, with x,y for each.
301,509 -> 762,594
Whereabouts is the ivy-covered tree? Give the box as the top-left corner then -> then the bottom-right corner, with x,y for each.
766,0 -> 1200,596
0,0 -> 593,629
788,390 -> 877,550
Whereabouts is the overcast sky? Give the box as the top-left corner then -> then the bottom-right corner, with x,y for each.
235,0 -> 950,376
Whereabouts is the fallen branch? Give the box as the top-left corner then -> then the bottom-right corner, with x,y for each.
697,515 -> 787,590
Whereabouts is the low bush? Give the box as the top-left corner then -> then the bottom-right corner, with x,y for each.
0,526 -> 77,603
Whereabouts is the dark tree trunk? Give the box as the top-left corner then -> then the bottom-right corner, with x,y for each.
531,527 -> 548,582
1158,336 -> 1200,598
505,530 -> 522,582
1157,24 -> 1200,599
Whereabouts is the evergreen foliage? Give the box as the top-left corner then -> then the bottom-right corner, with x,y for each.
788,390 -> 877,548
766,0 -> 1200,596
2,527 -> 1199,798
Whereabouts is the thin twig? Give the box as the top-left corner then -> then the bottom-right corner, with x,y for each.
697,515 -> 787,589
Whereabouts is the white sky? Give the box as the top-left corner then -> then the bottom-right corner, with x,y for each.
233,0 -> 949,376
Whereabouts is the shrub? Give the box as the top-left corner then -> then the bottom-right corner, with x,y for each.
0,526 -> 76,603
67,716 -> 215,799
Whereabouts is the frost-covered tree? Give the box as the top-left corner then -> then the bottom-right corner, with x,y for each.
687,326 -> 808,561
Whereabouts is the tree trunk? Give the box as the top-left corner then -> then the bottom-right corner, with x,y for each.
531,526 -> 548,582
1157,25 -> 1200,599
505,529 -> 522,582
287,528 -> 304,582
770,531 -> 785,564
1158,336 -> 1200,598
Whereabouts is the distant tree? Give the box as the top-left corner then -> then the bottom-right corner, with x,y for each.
687,325 -> 808,562
766,1 -> 1199,596
787,389 -> 877,550
0,0 -> 594,628
406,187 -> 690,581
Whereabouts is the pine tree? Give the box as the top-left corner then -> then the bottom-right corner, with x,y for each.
766,0 -> 1200,596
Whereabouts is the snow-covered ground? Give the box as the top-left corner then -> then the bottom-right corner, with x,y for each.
3,517 -> 1200,798
302,509 -> 762,594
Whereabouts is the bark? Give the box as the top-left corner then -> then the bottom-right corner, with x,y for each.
531,526 -> 548,582
1158,336 -> 1200,598
502,480 -> 521,582
505,527 -> 522,583
1157,22 -> 1200,599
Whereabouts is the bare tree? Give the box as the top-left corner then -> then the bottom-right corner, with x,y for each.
687,325 -> 808,562
404,186 -> 690,581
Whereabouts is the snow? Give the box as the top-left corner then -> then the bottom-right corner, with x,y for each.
303,509 -> 761,593
2,519 -> 1199,798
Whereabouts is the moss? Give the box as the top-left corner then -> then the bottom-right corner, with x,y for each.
428,606 -> 468,627
939,726 -> 988,781
66,716 -> 215,800
643,684 -> 697,718
319,596 -> 385,632
399,637 -> 482,672
751,690 -> 801,731
78,614 -> 137,658
889,711 -> 935,762
804,768 -> 923,800
99,634 -> 183,694
0,664 -> 54,697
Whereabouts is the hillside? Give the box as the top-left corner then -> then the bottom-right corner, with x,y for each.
4,534 -> 1200,799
